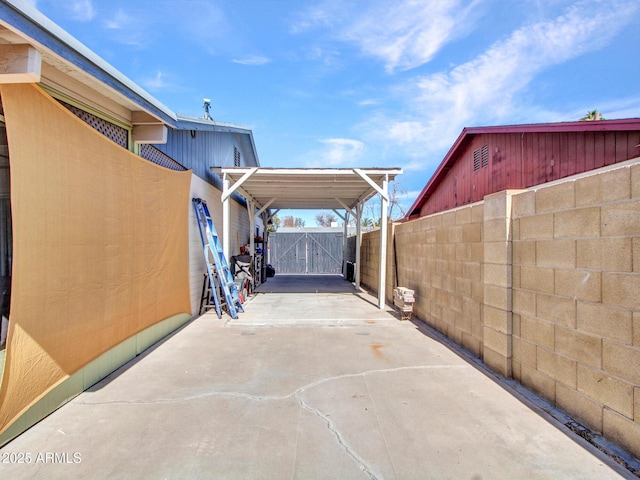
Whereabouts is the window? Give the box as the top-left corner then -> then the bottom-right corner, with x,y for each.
233,146 -> 241,167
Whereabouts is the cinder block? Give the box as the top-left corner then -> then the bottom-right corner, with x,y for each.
484,305 -> 511,334
521,266 -> 554,294
634,312 -> 640,347
575,167 -> 631,207
513,240 -> 536,266
483,346 -> 511,377
536,293 -> 576,329
484,284 -> 510,310
484,326 -> 511,357
456,206 -> 472,225
513,289 -> 536,316
577,364 -> 633,418
634,238 -> 640,273
603,340 -> 640,385
602,273 -> 640,310
463,261 -> 481,282
484,191 -> 509,220
603,408 -> 640,459
519,214 -> 554,240
484,263 -> 510,288
521,315 -> 555,349
484,218 -> 509,242
577,301 -> 632,344
484,241 -> 510,265
556,383 -> 603,433
601,200 -> 640,237
520,363 -> 556,402
555,326 -> 602,368
554,269 -> 601,303
470,204 -> 483,224
577,238 -> 632,272
537,347 -> 577,388
635,387 -> 640,423
536,181 -> 575,213
513,313 -> 521,337
536,239 -> 576,268
512,190 -> 536,218
516,337 -> 537,367
632,161 -> 640,198
462,223 -> 481,243
554,207 -> 601,239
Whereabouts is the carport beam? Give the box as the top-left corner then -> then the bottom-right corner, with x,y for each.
378,175 -> 389,309
223,173 -> 231,260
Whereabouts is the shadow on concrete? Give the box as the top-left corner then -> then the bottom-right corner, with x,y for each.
254,274 -> 356,294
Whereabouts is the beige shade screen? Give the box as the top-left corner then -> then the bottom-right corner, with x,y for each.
0,83 -> 192,434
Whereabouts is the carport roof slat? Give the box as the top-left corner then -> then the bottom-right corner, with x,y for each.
215,167 -> 403,211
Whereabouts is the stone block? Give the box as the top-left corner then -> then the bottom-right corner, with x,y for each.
577,365 -> 634,418
576,237 -> 632,272
512,190 -> 536,218
513,289 -> 536,316
484,284 -> 510,310
537,347 -> 577,388
484,241 -> 510,265
484,326 -> 511,357
632,161 -> 640,198
484,305 -> 511,334
469,204 -> 482,225
484,263 -> 510,288
513,240 -> 536,266
554,207 -> 601,238
554,269 -> 601,302
536,181 -> 575,213
455,206 -> 472,225
520,266 -> 554,294
484,191 -> 509,220
536,239 -> 576,268
520,363 -> 556,402
536,293 -> 576,329
483,346 -> 511,377
555,326 -> 602,368
577,302 -> 632,344
521,315 -> 554,349
601,200 -> 640,237
462,223 -> 481,243
519,214 -> 554,240
602,273 -> 640,310
602,340 -> 640,385
556,383 -> 603,433
575,167 -> 631,207
603,408 -> 640,459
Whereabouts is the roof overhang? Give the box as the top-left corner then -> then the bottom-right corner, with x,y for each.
213,167 -> 403,212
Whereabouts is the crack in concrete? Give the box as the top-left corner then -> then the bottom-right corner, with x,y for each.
73,364 -> 469,477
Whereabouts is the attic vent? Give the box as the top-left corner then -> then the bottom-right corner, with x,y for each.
473,149 -> 481,171
473,144 -> 489,171
233,146 -> 241,167
140,144 -> 187,171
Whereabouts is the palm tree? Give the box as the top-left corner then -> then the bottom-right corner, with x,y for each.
580,109 -> 605,121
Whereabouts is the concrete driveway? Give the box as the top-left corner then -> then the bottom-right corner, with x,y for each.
0,276 -> 633,479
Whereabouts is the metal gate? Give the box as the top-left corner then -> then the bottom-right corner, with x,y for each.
269,231 -> 343,274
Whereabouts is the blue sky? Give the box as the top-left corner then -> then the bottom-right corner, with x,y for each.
28,0 -> 640,224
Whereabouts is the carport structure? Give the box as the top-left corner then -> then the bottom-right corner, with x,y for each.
215,167 -> 403,309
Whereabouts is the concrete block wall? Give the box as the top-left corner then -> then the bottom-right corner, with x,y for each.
511,160 -> 640,458
360,158 -> 640,459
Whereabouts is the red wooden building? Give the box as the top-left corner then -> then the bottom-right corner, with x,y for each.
406,118 -> 640,218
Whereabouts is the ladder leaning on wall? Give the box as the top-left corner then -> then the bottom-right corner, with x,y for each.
192,197 -> 244,319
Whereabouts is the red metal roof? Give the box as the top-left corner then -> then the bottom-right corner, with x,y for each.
405,118 -> 640,219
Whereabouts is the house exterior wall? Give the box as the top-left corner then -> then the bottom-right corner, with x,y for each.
420,130 -> 640,216
361,158 -> 640,459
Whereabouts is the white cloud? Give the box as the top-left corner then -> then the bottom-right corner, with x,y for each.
304,138 -> 365,167
105,8 -> 132,30
64,0 -> 95,22
232,55 -> 271,66
292,0 -> 483,73
141,70 -> 174,92
359,0 -> 639,170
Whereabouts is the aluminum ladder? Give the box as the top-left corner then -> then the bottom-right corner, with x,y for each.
192,198 -> 244,319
